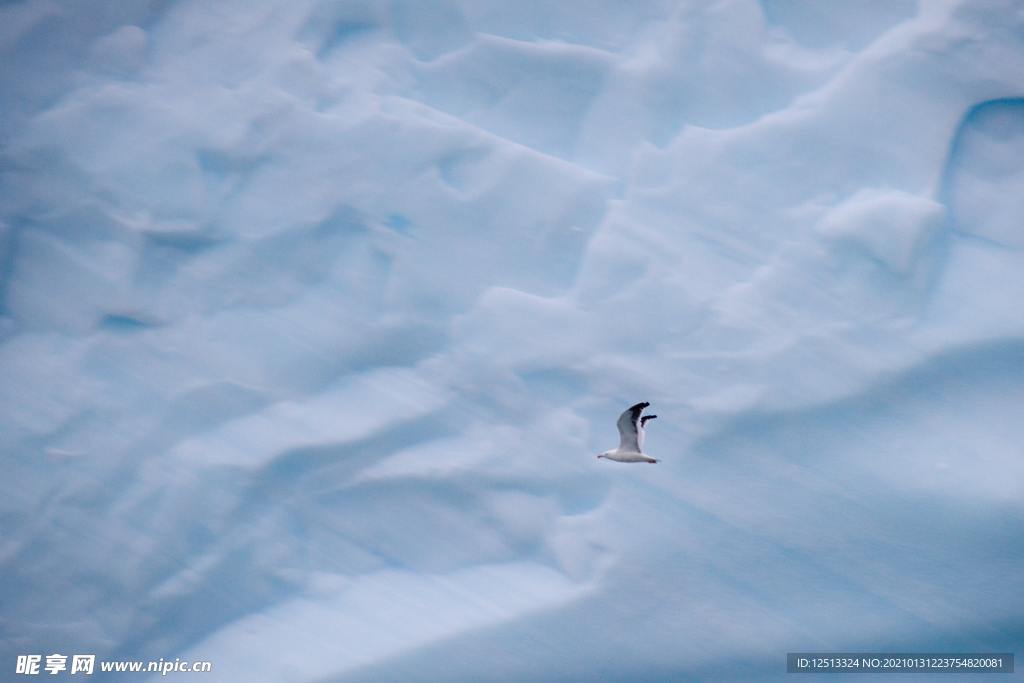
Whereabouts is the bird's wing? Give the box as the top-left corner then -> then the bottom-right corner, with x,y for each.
638,414 -> 657,450
616,402 -> 649,452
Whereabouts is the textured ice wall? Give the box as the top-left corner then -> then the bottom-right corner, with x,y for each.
1,1 -> 1023,681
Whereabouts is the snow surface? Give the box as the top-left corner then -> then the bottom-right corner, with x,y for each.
2,1 -> 1023,680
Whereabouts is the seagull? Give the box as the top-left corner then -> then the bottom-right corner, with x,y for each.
598,402 -> 658,463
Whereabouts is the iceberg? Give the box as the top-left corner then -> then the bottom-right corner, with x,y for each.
1,1 -> 1022,680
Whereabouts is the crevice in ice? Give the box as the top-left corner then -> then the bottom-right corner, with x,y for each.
940,96 -> 1024,248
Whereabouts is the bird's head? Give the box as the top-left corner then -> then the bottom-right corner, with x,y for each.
597,451 -> 610,460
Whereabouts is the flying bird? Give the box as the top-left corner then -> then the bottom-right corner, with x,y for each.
598,402 -> 658,463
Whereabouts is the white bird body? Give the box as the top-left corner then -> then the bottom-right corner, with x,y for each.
601,450 -> 656,463
598,402 -> 658,464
